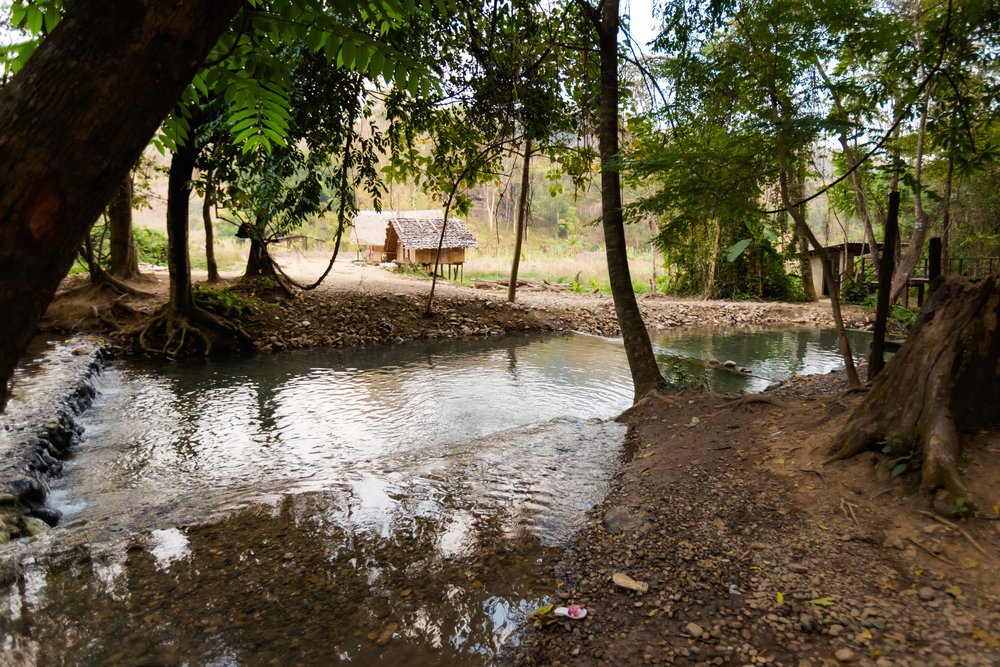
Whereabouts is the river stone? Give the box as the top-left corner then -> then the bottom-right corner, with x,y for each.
835,647 -> 855,662
0,494 -> 17,506
602,506 -> 648,534
685,622 -> 704,638
28,507 -> 62,527
23,516 -> 50,537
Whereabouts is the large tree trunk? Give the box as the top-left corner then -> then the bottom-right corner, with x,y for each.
167,145 -> 198,314
592,0 -> 666,401
0,1 -> 241,408
508,138 -> 532,303
108,173 -> 141,279
244,235 -> 271,278
142,141 -> 251,358
832,276 -> 1000,501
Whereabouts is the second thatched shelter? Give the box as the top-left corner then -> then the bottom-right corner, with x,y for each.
383,217 -> 479,278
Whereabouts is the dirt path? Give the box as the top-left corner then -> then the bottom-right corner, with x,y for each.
515,377 -> 1000,666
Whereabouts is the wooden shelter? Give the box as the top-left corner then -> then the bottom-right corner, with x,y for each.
350,210 -> 442,262
807,242 -> 882,297
383,217 -> 479,279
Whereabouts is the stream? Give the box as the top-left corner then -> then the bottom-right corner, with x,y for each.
0,327 -> 869,665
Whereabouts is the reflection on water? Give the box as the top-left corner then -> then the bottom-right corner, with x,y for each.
0,494 -> 561,666
0,329 -> 867,665
655,327 -> 871,393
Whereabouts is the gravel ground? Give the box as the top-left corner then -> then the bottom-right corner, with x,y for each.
514,379 -> 1000,667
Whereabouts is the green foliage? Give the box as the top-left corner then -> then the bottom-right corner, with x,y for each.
952,496 -> 970,518
888,305 -> 919,331
881,441 -> 920,478
192,285 -> 254,323
840,278 -> 874,305
132,227 -> 169,266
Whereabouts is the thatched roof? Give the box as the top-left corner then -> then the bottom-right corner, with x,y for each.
389,217 -> 479,250
351,210 -> 443,246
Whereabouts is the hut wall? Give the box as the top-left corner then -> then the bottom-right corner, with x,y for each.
414,248 -> 465,265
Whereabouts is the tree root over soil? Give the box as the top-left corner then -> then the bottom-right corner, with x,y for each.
831,276 -> 1000,503
136,304 -> 253,358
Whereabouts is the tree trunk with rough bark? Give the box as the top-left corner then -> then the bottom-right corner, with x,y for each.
0,0 -> 241,408
832,276 -> 1000,502
592,0 -> 666,401
203,186 -> 220,283
108,173 -> 141,279
139,142 -> 252,358
797,224 -> 815,301
508,138 -> 532,303
167,145 -> 198,314
245,235 -> 271,278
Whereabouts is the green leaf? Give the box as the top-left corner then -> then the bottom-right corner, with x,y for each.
26,6 -> 43,34
340,39 -> 356,69
726,238 -> 752,263
891,463 -> 909,478
809,597 -> 835,607
229,117 -> 259,134
233,126 -> 260,145
42,7 -> 60,33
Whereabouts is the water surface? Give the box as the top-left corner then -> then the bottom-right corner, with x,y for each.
0,328 -> 867,665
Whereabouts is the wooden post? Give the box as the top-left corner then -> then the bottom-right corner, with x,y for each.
870,192 -> 899,380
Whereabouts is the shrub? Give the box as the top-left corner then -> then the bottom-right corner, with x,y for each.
133,226 -> 169,266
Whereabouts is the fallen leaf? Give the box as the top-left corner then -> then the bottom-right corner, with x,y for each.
713,518 -> 725,530
861,629 -> 873,640
972,627 -> 1000,648
945,585 -> 962,597
776,592 -> 784,605
647,608 -> 659,617
817,522 -> 831,531
376,623 -> 398,646
774,458 -> 785,465
689,416 -> 700,427
612,572 -> 650,593
809,596 -> 836,607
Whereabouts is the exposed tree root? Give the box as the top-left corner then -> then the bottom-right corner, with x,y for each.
831,277 -> 1000,502
716,395 -> 789,411
916,510 -> 994,561
136,303 -> 253,358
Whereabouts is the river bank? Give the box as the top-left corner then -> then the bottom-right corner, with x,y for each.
40,256 -> 876,354
515,374 -> 1000,666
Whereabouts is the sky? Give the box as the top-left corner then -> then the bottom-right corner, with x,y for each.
623,0 -> 660,53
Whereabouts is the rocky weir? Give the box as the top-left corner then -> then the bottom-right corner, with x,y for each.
0,336 -> 112,542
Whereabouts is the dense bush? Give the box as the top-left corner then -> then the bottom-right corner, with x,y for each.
133,226 -> 169,266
